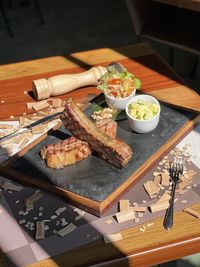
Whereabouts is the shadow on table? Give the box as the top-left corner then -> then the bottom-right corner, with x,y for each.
61,42 -> 200,96
1,48 -> 200,267
0,146 -> 130,267
1,124 -> 200,267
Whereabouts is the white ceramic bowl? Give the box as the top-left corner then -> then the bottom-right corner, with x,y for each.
104,89 -> 136,111
125,94 -> 161,133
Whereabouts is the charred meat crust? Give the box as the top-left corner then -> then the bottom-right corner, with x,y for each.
61,98 -> 132,168
40,118 -> 117,169
40,136 -> 91,169
95,118 -> 117,139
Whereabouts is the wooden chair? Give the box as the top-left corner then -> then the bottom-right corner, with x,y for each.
0,0 -> 45,36
125,0 -> 200,78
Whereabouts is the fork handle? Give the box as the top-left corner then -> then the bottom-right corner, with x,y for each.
163,181 -> 178,230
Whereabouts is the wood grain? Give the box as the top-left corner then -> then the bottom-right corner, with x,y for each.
1,46 -> 200,120
1,43 -> 200,267
0,43 -> 153,81
99,113 -> 200,214
26,204 -> 200,267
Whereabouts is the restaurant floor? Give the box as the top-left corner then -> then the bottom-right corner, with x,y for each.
0,0 -> 199,266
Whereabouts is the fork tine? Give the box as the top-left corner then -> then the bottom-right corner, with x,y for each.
177,156 -> 184,174
177,158 -> 184,174
169,157 -> 184,178
172,161 -> 178,173
180,163 -> 184,174
164,156 -> 184,229
176,163 -> 181,173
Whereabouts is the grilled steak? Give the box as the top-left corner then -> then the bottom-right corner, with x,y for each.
95,118 -> 117,139
61,97 -> 132,168
41,118 -> 117,169
40,136 -> 91,169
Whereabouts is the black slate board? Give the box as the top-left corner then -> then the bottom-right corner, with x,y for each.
11,102 -> 194,202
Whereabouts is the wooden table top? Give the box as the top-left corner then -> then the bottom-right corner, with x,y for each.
0,43 -> 200,267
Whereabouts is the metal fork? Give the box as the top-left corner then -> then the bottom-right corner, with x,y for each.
163,157 -> 184,230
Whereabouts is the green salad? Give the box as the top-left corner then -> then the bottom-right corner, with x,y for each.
97,65 -> 141,99
128,99 -> 159,120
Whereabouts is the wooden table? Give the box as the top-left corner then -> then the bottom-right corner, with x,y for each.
153,0 -> 200,12
0,43 -> 200,267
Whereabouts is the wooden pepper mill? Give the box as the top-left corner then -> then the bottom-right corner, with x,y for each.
32,66 -> 107,101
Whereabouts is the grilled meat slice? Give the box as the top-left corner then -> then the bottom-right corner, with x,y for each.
95,118 -> 117,139
41,118 -> 117,169
61,98 -> 132,168
41,136 -> 91,169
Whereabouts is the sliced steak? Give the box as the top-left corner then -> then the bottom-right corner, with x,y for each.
95,118 -> 117,139
40,136 -> 91,169
61,97 -> 132,168
41,118 -> 117,169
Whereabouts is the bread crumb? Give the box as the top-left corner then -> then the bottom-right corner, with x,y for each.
180,200 -> 188,204
139,225 -> 146,232
134,217 -> 140,223
103,233 -> 123,243
105,219 -> 113,225
57,223 -> 76,237
174,198 -> 179,203
147,222 -> 154,227
183,208 -> 200,219
35,220 -> 45,240
115,210 -> 135,223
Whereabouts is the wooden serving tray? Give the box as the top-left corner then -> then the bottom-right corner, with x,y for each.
1,98 -> 200,216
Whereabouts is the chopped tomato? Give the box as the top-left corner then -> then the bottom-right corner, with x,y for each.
108,78 -> 123,85
111,91 -> 118,97
107,78 -> 135,98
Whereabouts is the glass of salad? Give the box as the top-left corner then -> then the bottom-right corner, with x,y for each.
97,64 -> 141,110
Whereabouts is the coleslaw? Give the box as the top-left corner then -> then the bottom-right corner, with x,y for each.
97,65 -> 141,99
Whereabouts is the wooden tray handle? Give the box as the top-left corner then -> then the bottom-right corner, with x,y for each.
32,66 -> 107,100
